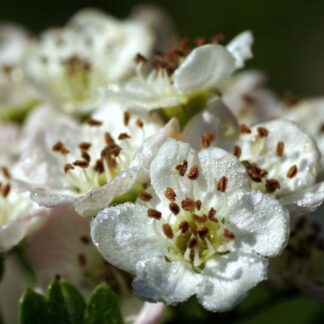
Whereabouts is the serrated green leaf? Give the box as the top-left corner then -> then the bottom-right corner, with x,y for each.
19,289 -> 49,324
47,278 -> 86,324
84,284 -> 123,324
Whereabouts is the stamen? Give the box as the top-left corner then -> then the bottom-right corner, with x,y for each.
85,118 -> 102,126
181,199 -> 196,211
78,142 -> 91,151
210,33 -> 225,43
233,145 -> 242,159
208,208 -> 218,223
118,133 -> 131,140
195,200 -> 202,211
123,111 -> 130,126
276,141 -> 284,157
287,165 -> 298,178
169,202 -> 180,215
162,224 -> 174,239
93,159 -> 104,173
195,37 -> 207,46
242,161 -> 268,182
2,167 -> 10,179
136,119 -> 144,128
265,179 -> 281,193
179,221 -> 190,234
147,208 -> 162,220
104,133 -> 121,157
52,141 -> 69,155
2,183 -> 10,197
257,127 -> 269,138
64,163 -> 75,174
200,132 -> 215,149
240,124 -> 251,134
78,253 -> 87,267
135,53 -> 148,64
192,214 -> 207,223
138,191 -> 153,202
198,226 -> 209,239
187,237 -> 199,249
73,160 -> 89,168
81,152 -> 91,162
187,165 -> 199,180
217,176 -> 228,192
175,160 -> 188,176
224,228 -> 235,240
165,187 -> 176,201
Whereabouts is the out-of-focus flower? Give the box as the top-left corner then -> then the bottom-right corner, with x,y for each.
91,138 -> 289,312
14,103 -> 179,217
24,9 -> 155,113
104,32 -> 253,112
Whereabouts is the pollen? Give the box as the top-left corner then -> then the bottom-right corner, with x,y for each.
195,200 -> 202,211
257,127 -> 269,138
81,151 -> 91,162
187,165 -> 199,180
265,179 -> 281,193
224,228 -> 235,240
187,237 -> 199,249
169,202 -> 180,215
165,187 -> 176,201
200,132 -> 215,149
181,199 -> 196,211
123,111 -> 130,126
78,142 -> 91,151
162,223 -> 174,239
93,159 -> 104,173
176,160 -> 188,176
2,167 -> 10,179
287,165 -> 298,178
136,119 -> 144,128
85,117 -> 103,126
138,191 -> 153,202
1,183 -> 10,197
179,221 -> 190,233
52,141 -> 69,155
147,208 -> 162,220
118,133 -> 131,140
276,141 -> 284,157
198,226 -> 209,239
217,176 -> 228,192
233,145 -> 242,159
73,160 -> 90,168
240,124 -> 252,134
208,208 -> 218,223
64,163 -> 75,174
192,214 -> 207,223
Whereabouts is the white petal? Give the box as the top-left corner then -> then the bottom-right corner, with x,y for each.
227,190 -> 289,256
182,99 -> 239,152
226,31 -> 253,69
173,44 -> 235,94
133,257 -> 202,305
239,119 -> 320,196
91,203 -> 162,274
133,302 -> 165,324
197,252 -> 267,312
75,168 -> 149,217
279,181 -> 324,216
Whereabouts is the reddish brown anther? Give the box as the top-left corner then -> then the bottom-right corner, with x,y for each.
2,183 -> 10,197
198,226 -> 209,239
179,221 -> 190,234
64,163 -> 75,174
195,200 -> 202,211
73,160 -> 89,168
287,165 -> 298,178
181,199 -> 196,211
176,160 -> 188,176
233,145 -> 242,159
217,176 -> 228,192
239,124 -> 251,134
123,111 -> 130,126
165,187 -> 176,201
187,165 -> 199,180
265,179 -> 281,193
135,53 -> 148,64
200,132 -> 215,149
93,159 -> 104,173
52,141 -> 69,155
162,224 -> 174,239
169,202 -> 180,215
2,167 -> 10,179
138,191 -> 153,202
224,228 -> 235,240
257,127 -> 269,138
147,208 -> 162,220
118,133 -> 131,140
136,119 -> 144,128
210,33 -> 225,43
78,142 -> 91,151
187,237 -> 199,249
208,208 -> 218,223
195,37 -> 207,46
192,214 -> 207,223
81,151 -> 91,162
242,161 -> 268,182
276,141 -> 284,157
85,117 -> 102,126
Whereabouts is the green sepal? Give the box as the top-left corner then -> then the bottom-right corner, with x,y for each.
0,100 -> 39,124
84,284 -> 123,324
109,183 -> 145,206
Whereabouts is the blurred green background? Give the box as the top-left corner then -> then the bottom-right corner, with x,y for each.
1,0 -> 324,97
1,0 -> 324,322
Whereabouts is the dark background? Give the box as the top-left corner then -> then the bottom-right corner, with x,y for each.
1,0 -> 324,97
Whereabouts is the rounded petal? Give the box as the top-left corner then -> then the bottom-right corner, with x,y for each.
173,44 -> 235,94
182,99 -> 239,152
91,203 -> 162,274
133,302 -> 165,324
198,252 -> 267,312
227,190 -> 290,257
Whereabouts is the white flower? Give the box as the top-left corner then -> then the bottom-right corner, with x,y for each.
104,31 -> 253,111
91,138 -> 289,312
24,8 -> 155,113
14,103 -> 179,217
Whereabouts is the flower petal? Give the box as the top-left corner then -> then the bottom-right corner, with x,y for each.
173,44 -> 235,94
91,203 -> 162,274
133,302 -> 165,324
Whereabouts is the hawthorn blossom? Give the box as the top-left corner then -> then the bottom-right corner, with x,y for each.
91,138 -> 289,311
14,103 -> 179,217
104,31 -> 253,111
24,9 -> 155,113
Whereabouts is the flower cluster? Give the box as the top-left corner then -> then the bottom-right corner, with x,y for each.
1,6 -> 324,323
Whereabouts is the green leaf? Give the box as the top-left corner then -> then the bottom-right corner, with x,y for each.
84,284 -> 123,324
47,278 -> 86,324
19,289 -> 49,324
